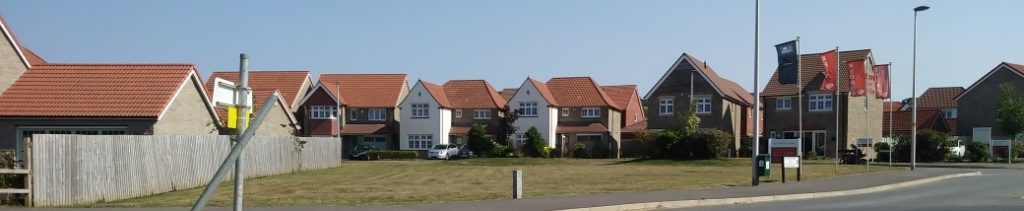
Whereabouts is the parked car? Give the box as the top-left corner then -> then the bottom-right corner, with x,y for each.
947,139 -> 966,158
457,145 -> 476,158
349,145 -> 378,160
428,144 -> 460,159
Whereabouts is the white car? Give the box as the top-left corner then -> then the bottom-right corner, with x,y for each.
428,144 -> 460,159
947,140 -> 966,158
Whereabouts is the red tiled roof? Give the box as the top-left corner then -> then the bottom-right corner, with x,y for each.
320,74 -> 407,108
443,80 -> 507,109
20,47 -> 45,65
341,124 -> 388,134
499,88 -> 517,102
1006,62 -> 1024,75
527,78 -> 560,106
557,122 -> 609,133
211,90 -> 296,127
916,87 -> 963,109
0,63 -> 203,118
883,101 -> 904,112
419,80 -> 452,108
945,119 -> 957,136
762,49 -> 872,97
684,54 -> 754,105
601,85 -> 637,109
205,70 -> 310,107
883,109 -> 945,134
621,120 -> 648,133
547,77 -> 621,110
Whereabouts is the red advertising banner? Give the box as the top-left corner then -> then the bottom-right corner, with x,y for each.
819,50 -> 838,92
847,60 -> 866,96
873,64 -> 890,99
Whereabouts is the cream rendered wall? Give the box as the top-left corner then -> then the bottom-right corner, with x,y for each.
399,82 -> 451,150
0,29 -> 27,94
508,80 -> 558,148
152,76 -> 219,135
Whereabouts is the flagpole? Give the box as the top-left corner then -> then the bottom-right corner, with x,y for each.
797,36 -> 803,159
751,0 -> 761,186
834,46 -> 840,173
888,62 -> 893,167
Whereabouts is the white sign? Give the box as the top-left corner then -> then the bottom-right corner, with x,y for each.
211,77 -> 252,107
973,127 -> 992,142
783,156 -> 800,168
990,140 -> 1011,147
770,138 -> 800,148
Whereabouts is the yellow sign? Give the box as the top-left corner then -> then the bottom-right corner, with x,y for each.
226,106 -> 252,129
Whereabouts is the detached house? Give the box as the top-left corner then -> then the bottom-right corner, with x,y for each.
204,71 -> 312,136
883,110 -> 949,135
912,87 -> 963,136
643,53 -> 754,155
547,77 -> 624,158
761,49 -> 883,157
957,62 -> 1024,139
443,80 -> 507,145
507,78 -> 560,149
299,74 -> 409,152
399,80 -> 452,150
602,85 -> 647,157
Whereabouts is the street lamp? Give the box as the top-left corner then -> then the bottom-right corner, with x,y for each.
911,5 -> 929,171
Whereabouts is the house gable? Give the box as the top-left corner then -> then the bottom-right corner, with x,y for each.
152,73 -> 220,135
0,16 -> 30,94
956,63 -> 1024,101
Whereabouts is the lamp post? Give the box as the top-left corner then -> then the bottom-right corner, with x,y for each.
911,5 -> 929,171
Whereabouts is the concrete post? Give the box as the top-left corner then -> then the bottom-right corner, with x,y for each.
512,169 -> 523,199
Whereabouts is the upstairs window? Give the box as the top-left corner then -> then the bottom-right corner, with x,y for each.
411,104 -> 430,118
942,108 -> 957,119
659,98 -> 674,115
369,109 -> 386,121
455,110 -> 463,118
349,109 -> 358,121
581,107 -> 601,118
561,108 -> 570,117
474,109 -> 491,119
809,94 -> 833,111
310,106 -> 337,119
519,101 -> 538,117
776,98 -> 792,110
695,98 -> 712,114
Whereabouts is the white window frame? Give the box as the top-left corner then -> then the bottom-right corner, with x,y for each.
659,97 -> 674,116
519,101 -> 538,117
407,134 -> 434,149
349,109 -> 358,121
561,108 -> 570,117
455,110 -> 463,118
809,94 -> 833,112
695,97 -> 712,114
513,133 -> 527,146
473,109 -> 491,119
310,105 -> 337,119
776,97 -> 792,110
411,103 -> 430,118
581,107 -> 601,118
368,109 -> 386,121
942,108 -> 957,118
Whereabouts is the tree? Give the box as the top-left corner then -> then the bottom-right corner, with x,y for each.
677,103 -> 701,136
466,124 -> 493,155
996,83 -> 1024,143
496,105 -> 522,147
522,127 -> 549,157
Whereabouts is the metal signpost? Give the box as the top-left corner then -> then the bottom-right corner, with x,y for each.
990,140 -> 1012,164
781,156 -> 801,183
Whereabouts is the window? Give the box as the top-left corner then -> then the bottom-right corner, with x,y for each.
310,105 -> 337,119
474,109 -> 491,119
513,133 -> 527,146
407,134 -> 434,149
455,110 -> 462,118
518,101 -> 538,117
561,108 -> 570,117
942,108 -> 957,119
634,114 -> 638,122
581,107 -> 601,118
411,104 -> 430,118
856,138 -> 873,147
776,98 -> 792,110
659,98 -> 674,115
349,109 -> 358,121
369,109 -> 386,121
809,94 -> 833,111
695,98 -> 712,114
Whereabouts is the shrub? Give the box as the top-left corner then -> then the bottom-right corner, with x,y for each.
1013,140 -> 1024,159
522,127 -> 549,158
467,124 -> 494,155
874,142 -> 891,162
964,141 -> 989,162
365,150 -> 419,160
738,137 -> 753,157
892,130 -> 949,162
572,143 -> 589,158
690,129 -> 731,159
488,144 -> 514,157
653,130 -> 682,159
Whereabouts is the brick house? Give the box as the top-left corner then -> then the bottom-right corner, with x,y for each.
602,85 -> 647,157
0,63 -> 222,159
547,77 -> 624,158
761,49 -> 883,157
643,53 -> 754,154
911,87 -> 963,136
956,62 -> 1024,139
443,80 -> 507,145
883,110 -> 949,135
204,71 -> 311,136
298,74 -> 409,153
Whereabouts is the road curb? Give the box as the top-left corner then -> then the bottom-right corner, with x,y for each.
558,171 -> 981,211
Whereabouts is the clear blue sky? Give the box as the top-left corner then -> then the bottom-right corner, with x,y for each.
2,0 -> 1022,100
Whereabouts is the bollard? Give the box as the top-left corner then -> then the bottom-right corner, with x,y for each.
512,169 -> 523,199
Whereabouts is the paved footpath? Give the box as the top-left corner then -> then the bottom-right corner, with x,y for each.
10,168 -> 977,211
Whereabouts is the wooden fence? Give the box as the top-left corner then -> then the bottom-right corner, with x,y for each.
29,134 -> 341,207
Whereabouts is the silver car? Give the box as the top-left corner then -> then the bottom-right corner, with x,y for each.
427,144 -> 460,160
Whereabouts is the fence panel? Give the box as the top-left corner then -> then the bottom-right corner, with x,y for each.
29,134 -> 341,207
